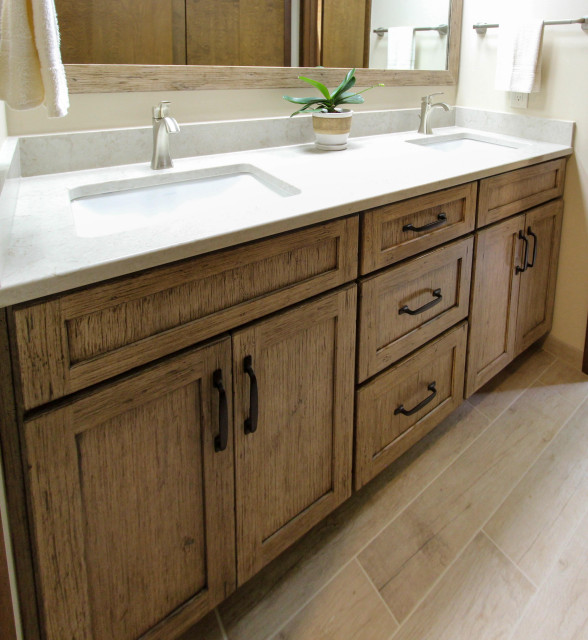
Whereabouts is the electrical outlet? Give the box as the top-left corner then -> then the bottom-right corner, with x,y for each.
510,92 -> 529,109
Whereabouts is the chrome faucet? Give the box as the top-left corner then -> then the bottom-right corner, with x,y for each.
417,93 -> 450,135
151,101 -> 180,170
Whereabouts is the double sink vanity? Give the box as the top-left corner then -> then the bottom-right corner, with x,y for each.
0,109 -> 573,640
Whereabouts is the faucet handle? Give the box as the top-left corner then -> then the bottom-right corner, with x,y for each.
422,92 -> 444,104
153,101 -> 172,119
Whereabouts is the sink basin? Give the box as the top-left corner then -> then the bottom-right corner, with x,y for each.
406,132 -> 529,153
70,164 -> 301,238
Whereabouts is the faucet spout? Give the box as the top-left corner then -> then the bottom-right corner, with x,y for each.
151,101 -> 180,170
417,93 -> 451,135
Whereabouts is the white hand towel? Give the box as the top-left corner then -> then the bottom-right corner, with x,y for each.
495,19 -> 544,93
386,26 -> 415,70
0,0 -> 69,117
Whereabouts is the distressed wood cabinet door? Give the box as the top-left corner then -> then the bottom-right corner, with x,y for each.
515,200 -> 563,355
466,215 -> 526,397
24,338 -> 235,640
233,287 -> 356,584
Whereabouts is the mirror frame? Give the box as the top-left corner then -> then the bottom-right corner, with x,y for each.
64,0 -> 462,93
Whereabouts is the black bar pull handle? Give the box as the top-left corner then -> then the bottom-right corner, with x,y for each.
403,213 -> 447,233
213,369 -> 229,452
516,230 -> 529,274
394,382 -> 437,417
526,226 -> 538,268
399,288 -> 443,316
244,355 -> 258,434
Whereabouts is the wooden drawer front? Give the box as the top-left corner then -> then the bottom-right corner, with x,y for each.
355,322 -> 467,489
478,158 -> 566,227
358,237 -> 473,382
12,217 -> 358,409
360,182 -> 476,274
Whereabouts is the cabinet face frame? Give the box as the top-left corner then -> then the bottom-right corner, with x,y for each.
23,338 -> 236,640
232,286 -> 356,584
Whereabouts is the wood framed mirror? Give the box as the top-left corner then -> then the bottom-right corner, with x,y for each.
62,0 -> 462,93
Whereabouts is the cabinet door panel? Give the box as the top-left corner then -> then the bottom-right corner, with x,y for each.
24,339 -> 235,640
466,215 -> 526,397
515,200 -> 563,355
233,287 -> 356,584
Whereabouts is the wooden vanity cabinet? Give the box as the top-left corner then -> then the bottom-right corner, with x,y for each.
466,199 -> 563,396
23,338 -> 236,640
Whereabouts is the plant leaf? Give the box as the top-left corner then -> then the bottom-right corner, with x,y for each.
331,68 -> 356,101
297,75 -> 331,101
283,95 -> 326,105
339,94 -> 365,104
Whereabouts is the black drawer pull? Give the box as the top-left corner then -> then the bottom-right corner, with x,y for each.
399,289 -> 442,316
403,213 -> 447,233
213,369 -> 229,452
244,355 -> 258,434
394,382 -> 437,417
526,227 -> 538,268
516,230 -> 529,274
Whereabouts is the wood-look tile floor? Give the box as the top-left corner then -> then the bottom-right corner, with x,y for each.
181,345 -> 588,640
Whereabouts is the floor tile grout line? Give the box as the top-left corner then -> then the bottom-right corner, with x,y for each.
219,350 -> 563,640
480,529 -> 538,590
356,557 -> 401,630
215,607 -> 229,640
366,355 -> 582,632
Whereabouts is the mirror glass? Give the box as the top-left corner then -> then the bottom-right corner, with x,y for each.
57,0 -> 452,71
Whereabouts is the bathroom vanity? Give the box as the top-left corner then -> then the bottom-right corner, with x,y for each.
0,119 -> 572,640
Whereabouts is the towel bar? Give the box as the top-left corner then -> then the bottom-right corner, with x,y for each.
374,24 -> 448,38
473,17 -> 587,35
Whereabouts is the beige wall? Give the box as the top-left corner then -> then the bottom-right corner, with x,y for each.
456,0 -> 588,356
5,85 -> 457,135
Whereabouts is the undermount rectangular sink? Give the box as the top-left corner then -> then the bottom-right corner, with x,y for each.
70,164 -> 301,238
406,132 -> 529,153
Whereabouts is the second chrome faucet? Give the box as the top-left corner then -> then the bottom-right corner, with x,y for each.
418,93 -> 450,135
151,101 -> 180,170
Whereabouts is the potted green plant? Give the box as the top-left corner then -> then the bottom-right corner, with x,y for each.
283,69 -> 382,151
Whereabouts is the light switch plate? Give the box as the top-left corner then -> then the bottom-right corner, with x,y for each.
510,92 -> 529,109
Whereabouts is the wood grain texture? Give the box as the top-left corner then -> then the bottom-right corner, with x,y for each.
515,200 -> 563,355
0,499 -> 17,640
55,0 -> 182,64
24,339 -> 236,640
477,159 -> 566,228
0,309 -> 42,640
220,401 -> 488,640
392,533 -> 534,640
358,372 -> 576,622
275,560 -> 398,640
485,396 -> 588,586
233,286 -> 356,584
465,214 -> 525,397
358,236 -> 473,381
12,217 -> 358,409
355,322 -> 467,490
321,0 -> 368,68
511,507 -> 588,640
360,182 -> 476,274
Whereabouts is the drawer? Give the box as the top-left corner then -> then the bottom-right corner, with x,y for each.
358,236 -> 473,382
478,158 -> 566,227
12,217 -> 358,409
355,322 -> 467,489
360,182 -> 476,274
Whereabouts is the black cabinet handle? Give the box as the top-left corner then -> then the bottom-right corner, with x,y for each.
244,356 -> 258,434
394,382 -> 437,417
526,226 -> 538,268
403,213 -> 447,233
516,230 -> 529,274
213,369 -> 228,452
399,289 -> 443,316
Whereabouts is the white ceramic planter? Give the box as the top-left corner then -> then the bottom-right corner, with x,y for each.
311,109 -> 353,151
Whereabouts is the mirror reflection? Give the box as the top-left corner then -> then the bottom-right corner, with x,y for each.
56,0 -> 452,71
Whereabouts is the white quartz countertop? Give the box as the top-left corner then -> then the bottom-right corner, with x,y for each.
0,126 -> 572,307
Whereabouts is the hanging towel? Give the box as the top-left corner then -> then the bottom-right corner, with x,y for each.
0,0 -> 69,117
495,19 -> 544,93
386,26 -> 415,70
